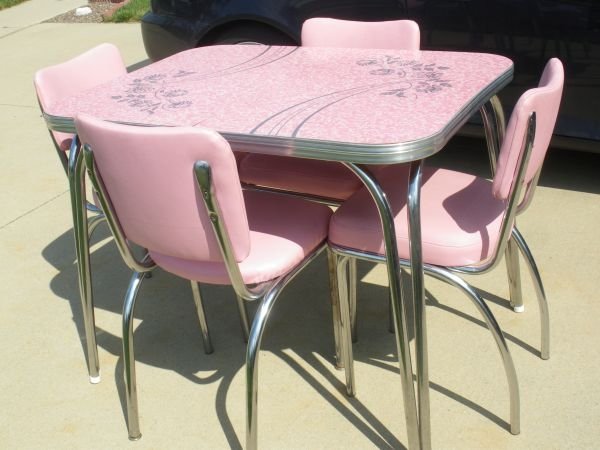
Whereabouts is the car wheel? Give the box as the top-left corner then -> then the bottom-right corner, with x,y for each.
201,22 -> 297,46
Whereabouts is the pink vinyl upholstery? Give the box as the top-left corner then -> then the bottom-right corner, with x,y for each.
240,155 -> 364,201
301,18 -> 420,50
330,165 -> 505,266
493,58 -> 564,200
239,19 -> 420,202
74,114 -> 332,285
34,43 -> 127,152
330,58 -> 564,268
152,190 -> 332,285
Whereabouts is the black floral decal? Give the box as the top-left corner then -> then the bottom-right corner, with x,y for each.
110,71 -> 196,114
357,56 -> 452,97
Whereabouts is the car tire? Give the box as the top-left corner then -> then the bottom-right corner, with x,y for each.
201,22 -> 297,46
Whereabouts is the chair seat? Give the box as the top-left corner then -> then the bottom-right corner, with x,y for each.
151,190 -> 332,284
56,132 -> 73,151
239,154 -> 363,201
329,165 -> 507,267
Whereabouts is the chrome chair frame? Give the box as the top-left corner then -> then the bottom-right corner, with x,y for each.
330,113 -> 543,439
480,96 -> 547,318
84,146 -> 330,447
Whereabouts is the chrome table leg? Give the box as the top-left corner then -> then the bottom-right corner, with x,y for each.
345,163 -> 421,450
408,161 -> 431,450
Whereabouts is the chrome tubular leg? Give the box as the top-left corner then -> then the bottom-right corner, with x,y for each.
86,213 -> 105,241
245,285 -> 285,450
68,139 -> 100,383
487,96 -> 524,314
327,249 -> 344,370
505,237 -> 524,312
122,271 -> 147,441
235,295 -> 250,343
426,265 -> 520,435
190,281 -> 214,354
480,97 -> 505,175
388,291 -> 395,333
245,246 -> 326,450
348,257 -> 358,343
337,255 -> 356,396
512,228 -> 550,359
345,162 -> 420,450
408,161 -> 431,450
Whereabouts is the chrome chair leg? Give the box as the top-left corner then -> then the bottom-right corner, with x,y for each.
327,249 -> 344,370
426,265 -> 521,435
512,228 -> 550,359
246,285 -> 283,450
505,237 -> 524,312
189,282 -> 214,354
86,213 -> 105,240
336,255 -> 356,396
348,258 -> 358,343
235,295 -> 250,343
388,292 -> 395,333
246,247 -> 326,450
68,140 -> 100,383
122,270 -> 148,441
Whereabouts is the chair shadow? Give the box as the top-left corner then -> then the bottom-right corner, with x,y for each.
349,261 -> 525,431
430,135 -> 600,195
42,225 -> 521,446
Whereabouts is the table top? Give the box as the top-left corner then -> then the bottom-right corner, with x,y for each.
45,45 -> 512,164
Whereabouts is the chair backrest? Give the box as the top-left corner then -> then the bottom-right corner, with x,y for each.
74,114 -> 251,264
34,43 -> 127,151
301,18 -> 420,50
493,58 -> 564,201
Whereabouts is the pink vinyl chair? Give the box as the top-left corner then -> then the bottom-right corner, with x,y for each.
34,43 -> 127,176
329,58 -> 564,438
34,43 -> 128,383
75,114 -> 333,446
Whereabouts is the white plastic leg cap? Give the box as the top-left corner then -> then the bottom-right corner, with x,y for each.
513,305 -> 525,313
89,373 -> 101,384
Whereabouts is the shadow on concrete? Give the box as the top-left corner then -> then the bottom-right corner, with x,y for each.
430,135 -> 600,195
41,218 -> 529,446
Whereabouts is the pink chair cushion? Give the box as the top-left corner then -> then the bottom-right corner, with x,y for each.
150,190 -> 332,284
493,58 -> 564,200
56,135 -> 74,151
239,155 -> 363,201
34,43 -> 127,152
301,18 -> 420,50
329,165 -> 506,267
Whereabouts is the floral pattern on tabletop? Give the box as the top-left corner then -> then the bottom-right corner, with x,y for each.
110,70 -> 196,114
357,55 -> 452,98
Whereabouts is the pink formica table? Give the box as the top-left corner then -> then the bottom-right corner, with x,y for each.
45,45 -> 513,450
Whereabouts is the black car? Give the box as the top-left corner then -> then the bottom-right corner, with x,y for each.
142,0 -> 600,152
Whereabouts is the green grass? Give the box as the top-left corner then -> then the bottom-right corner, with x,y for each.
107,0 -> 150,23
0,0 -> 29,11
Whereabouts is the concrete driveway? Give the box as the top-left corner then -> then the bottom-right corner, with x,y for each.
1,1 -> 599,448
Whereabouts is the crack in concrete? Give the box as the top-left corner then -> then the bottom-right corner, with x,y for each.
0,189 -> 69,230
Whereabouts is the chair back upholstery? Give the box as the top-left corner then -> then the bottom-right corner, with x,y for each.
301,18 -> 420,50
493,58 -> 564,201
75,114 -> 251,263
34,43 -> 127,150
